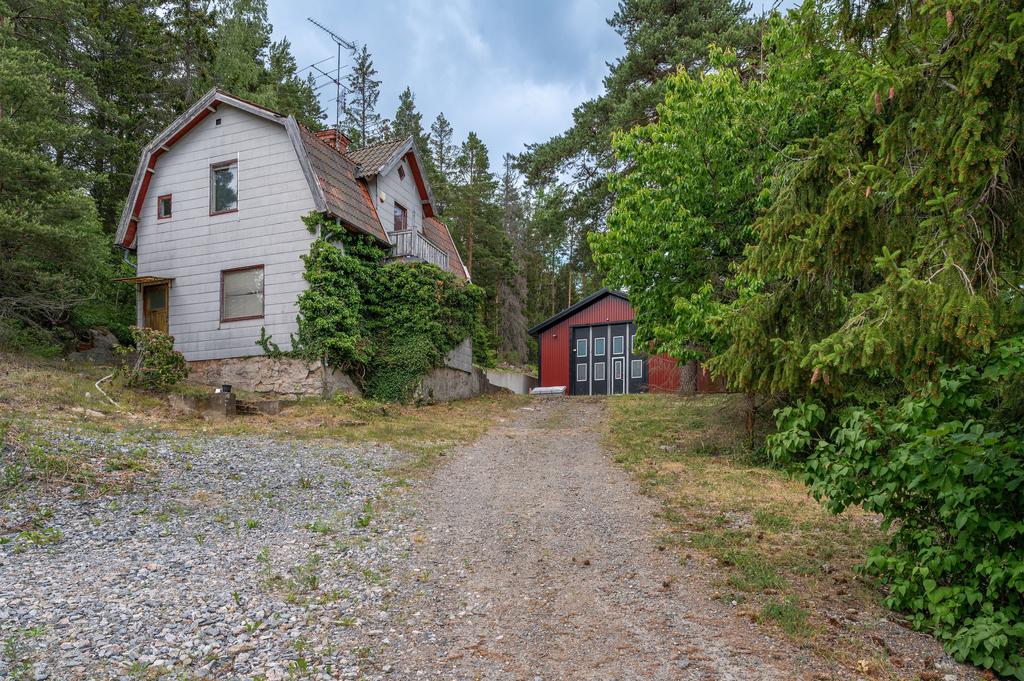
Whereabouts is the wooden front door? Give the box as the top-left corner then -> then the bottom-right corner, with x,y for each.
142,283 -> 169,333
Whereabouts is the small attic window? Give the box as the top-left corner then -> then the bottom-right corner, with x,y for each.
397,165 -> 406,180
157,194 -> 172,219
215,118 -> 222,126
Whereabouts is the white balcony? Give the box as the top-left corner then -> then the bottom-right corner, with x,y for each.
389,230 -> 449,271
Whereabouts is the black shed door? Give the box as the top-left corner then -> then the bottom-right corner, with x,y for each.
571,326 -> 590,395
571,322 -> 647,395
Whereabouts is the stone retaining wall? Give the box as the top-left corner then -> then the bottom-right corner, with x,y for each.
187,357 -> 360,398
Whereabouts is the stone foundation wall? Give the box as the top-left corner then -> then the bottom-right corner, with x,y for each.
187,336 -> 485,402
187,357 -> 361,398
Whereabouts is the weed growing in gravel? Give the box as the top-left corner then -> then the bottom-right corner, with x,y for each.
245,518 -> 260,529
104,447 -> 150,472
303,518 -> 334,535
355,499 -> 373,528
0,526 -> 63,553
759,596 -> 815,638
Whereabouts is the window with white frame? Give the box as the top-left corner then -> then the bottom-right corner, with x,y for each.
594,362 -> 606,381
211,160 -> 238,214
576,363 -> 588,382
576,338 -> 587,357
594,336 -> 606,356
631,359 -> 643,379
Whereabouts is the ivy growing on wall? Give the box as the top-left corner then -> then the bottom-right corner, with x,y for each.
293,212 -> 484,402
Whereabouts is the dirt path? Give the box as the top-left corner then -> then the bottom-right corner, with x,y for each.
389,398 -> 817,679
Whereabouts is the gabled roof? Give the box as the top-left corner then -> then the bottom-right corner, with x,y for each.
527,288 -> 630,336
114,88 -> 388,249
348,138 -> 410,177
347,136 -> 438,219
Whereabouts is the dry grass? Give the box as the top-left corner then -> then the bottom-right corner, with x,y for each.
603,393 -> 932,679
0,353 -> 528,482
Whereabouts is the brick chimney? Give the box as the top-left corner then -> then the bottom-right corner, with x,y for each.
314,128 -> 352,153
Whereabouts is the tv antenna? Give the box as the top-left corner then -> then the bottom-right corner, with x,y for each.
306,18 -> 358,131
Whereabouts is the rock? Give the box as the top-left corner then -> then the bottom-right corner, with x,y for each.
68,329 -> 123,365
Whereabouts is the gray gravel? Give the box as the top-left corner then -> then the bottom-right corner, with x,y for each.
0,428 -> 408,680
385,399 -> 806,679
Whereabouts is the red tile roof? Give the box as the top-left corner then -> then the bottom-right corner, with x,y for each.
298,127 -> 388,242
423,216 -> 468,281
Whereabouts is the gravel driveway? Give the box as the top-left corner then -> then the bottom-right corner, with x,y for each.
386,399 -> 814,679
1,429 -> 408,680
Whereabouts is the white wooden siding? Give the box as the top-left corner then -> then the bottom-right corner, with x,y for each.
375,157 -> 424,236
134,105 -> 316,361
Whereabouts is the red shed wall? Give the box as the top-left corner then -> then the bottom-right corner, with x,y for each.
536,296 -> 684,393
537,295 -> 634,390
647,354 -> 681,393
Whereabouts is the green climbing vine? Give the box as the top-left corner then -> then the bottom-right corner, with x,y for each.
293,212 -> 484,402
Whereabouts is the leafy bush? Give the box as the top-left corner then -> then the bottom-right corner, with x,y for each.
118,327 -> 187,391
769,336 -> 1024,677
295,213 -> 483,401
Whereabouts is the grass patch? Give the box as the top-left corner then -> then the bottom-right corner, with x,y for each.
604,394 -> 888,663
759,596 -> 816,638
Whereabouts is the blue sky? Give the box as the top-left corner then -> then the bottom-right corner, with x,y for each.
268,0 -> 792,168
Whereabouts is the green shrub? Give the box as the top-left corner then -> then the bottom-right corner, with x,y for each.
768,335 -> 1024,677
117,327 -> 187,391
295,213 -> 483,401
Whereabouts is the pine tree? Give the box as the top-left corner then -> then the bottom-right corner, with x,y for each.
267,38 -> 324,129
210,0 -> 270,98
344,44 -> 384,148
428,112 -> 455,215
0,14 -> 110,350
392,86 -> 429,155
164,0 -> 216,106
496,155 -> 529,364
208,0 -> 322,127
518,0 -> 758,293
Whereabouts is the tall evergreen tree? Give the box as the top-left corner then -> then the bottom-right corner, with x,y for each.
343,44 -> 384,148
209,0 -> 323,128
0,11 -> 112,350
428,112 -> 455,214
518,0 -> 758,293
210,0 -> 269,97
496,155 -> 528,364
165,0 -> 216,106
392,86 -> 429,154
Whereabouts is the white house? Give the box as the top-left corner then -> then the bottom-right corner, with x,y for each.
114,88 -> 467,366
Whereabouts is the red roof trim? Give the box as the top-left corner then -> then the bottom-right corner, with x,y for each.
118,103 -> 220,248
404,151 -> 434,218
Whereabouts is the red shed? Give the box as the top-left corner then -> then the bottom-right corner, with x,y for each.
529,289 -> 696,395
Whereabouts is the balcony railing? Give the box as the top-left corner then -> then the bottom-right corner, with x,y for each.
389,230 -> 449,271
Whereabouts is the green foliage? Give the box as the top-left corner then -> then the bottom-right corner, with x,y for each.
519,0 -> 758,306
295,213 -> 483,402
0,17 -> 114,353
209,0 -> 323,129
594,0 -> 1024,675
255,327 -> 285,358
117,327 -> 187,391
344,45 -> 386,148
768,337 -> 1024,676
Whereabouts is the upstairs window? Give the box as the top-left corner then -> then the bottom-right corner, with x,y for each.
393,202 -> 408,231
211,160 -> 238,214
221,265 -> 264,322
397,165 -> 406,180
157,194 -> 172,219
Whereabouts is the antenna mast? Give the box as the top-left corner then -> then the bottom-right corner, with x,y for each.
306,18 -> 357,131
